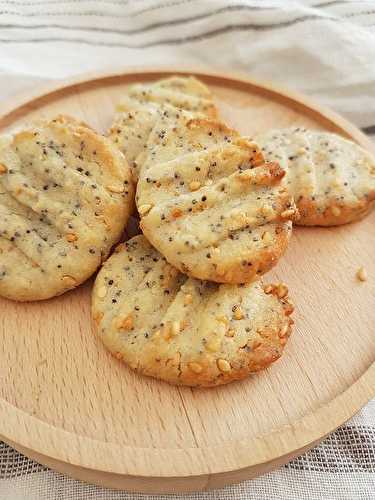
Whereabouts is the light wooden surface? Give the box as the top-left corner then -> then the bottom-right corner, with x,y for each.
0,68 -> 374,494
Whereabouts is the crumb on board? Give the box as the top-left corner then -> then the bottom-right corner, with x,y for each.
356,266 -> 367,282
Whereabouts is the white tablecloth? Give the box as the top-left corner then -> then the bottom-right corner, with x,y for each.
0,1 -> 374,499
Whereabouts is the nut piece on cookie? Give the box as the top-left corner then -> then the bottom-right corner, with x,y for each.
255,128 -> 375,226
136,111 -> 297,284
92,235 -> 294,387
0,115 -> 134,301
108,76 -> 218,182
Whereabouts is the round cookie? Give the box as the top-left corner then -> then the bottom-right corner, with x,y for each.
255,128 -> 375,226
137,111 -> 298,284
108,76 -> 218,182
124,76 -> 217,117
92,235 -> 294,387
109,103 -> 196,183
0,115 -> 134,301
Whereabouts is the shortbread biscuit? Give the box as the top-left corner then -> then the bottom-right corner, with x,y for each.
137,112 -> 298,284
110,103 -> 193,182
124,76 -> 217,117
255,128 -> 375,226
92,235 -> 294,387
0,115 -> 134,301
108,76 -> 218,181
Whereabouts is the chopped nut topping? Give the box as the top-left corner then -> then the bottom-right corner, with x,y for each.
217,315 -> 229,325
262,231 -> 273,244
62,275 -> 76,286
217,359 -> 231,372
107,184 -> 124,193
233,305 -> 243,320
116,314 -> 133,330
171,207 -> 183,218
189,180 -> 201,191
189,362 -> 203,374
226,328 -> 235,337
138,204 -> 153,216
264,284 -> 273,294
0,163 -> 7,174
283,301 -> 294,316
331,206 -> 341,217
66,233 -> 78,242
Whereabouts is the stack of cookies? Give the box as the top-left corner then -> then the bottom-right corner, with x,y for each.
1,76 -> 374,388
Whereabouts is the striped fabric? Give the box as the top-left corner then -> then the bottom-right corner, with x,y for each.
0,1 -> 374,499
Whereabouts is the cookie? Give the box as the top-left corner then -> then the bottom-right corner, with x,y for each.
137,112 -> 298,284
255,128 -> 375,226
124,76 -> 217,117
0,115 -> 134,301
92,235 -> 294,387
108,76 -> 217,181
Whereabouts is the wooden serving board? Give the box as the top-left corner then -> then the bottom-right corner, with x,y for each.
0,68 -> 374,494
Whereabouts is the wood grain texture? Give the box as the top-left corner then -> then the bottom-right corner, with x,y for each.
0,67 -> 374,493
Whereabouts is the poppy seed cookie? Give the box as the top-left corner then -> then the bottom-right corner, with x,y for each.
92,235 -> 294,387
124,75 -> 217,117
137,112 -> 298,284
108,76 -> 218,181
0,115 -> 134,301
255,128 -> 375,226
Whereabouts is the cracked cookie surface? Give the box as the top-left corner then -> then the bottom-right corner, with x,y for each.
0,115 -> 134,301
137,112 -> 298,284
108,76 -> 218,182
92,235 -> 294,387
255,128 -> 375,226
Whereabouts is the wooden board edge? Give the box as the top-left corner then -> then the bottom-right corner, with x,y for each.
0,358 -> 373,479
0,67 -> 374,482
0,431 -> 340,493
